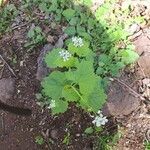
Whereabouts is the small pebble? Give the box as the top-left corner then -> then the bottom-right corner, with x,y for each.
50,129 -> 58,139
76,133 -> 80,137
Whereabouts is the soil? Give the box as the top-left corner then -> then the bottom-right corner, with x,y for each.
0,0 -> 150,150
0,39 -> 95,150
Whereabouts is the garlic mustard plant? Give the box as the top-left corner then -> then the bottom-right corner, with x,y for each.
59,50 -> 72,61
72,36 -> 83,47
92,111 -> 108,127
41,0 -> 139,116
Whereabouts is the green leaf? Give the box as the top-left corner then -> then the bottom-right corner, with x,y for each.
72,61 -> 107,112
41,71 -> 67,99
35,136 -> 44,145
55,13 -> 62,21
84,83 -> 107,112
62,133 -> 70,145
48,2 -> 58,12
74,61 -> 99,96
62,8 -> 75,20
88,18 -> 95,30
0,0 -> 3,6
65,60 -> 107,113
52,100 -> 68,115
65,70 -> 76,81
35,26 -> 42,33
64,26 -> 76,35
120,50 -> 139,64
74,60 -> 94,82
27,29 -> 35,38
45,48 -> 77,68
109,62 -> 125,76
78,32 -> 92,40
76,25 -> 86,34
83,0 -> 92,7
84,127 -> 94,134
68,41 -> 91,57
6,4 -> 16,11
62,85 -> 79,102
80,13 -> 88,24
39,3 -> 47,12
96,67 -> 105,75
98,54 -> 112,65
69,17 -> 79,26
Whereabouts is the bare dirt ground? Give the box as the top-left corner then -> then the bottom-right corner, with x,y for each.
0,0 -> 150,150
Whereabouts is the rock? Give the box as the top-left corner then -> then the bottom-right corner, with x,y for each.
128,30 -> 142,41
133,33 -> 150,77
54,34 -> 68,49
36,44 -> 53,81
50,129 -> 58,140
103,78 -> 140,117
36,34 -> 68,81
75,133 -> 80,137
127,23 -> 141,36
0,78 -> 15,103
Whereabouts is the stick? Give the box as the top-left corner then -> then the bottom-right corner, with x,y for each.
12,18 -> 36,31
0,113 -> 5,136
0,54 -> 17,77
0,65 -> 5,78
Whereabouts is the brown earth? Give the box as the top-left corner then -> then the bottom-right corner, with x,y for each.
0,0 -> 150,150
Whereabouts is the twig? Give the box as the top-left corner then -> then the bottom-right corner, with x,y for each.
137,62 -> 146,78
112,77 -> 145,101
0,65 -> 5,79
0,54 -> 17,77
12,19 -> 36,31
0,113 -> 5,136
45,140 -> 52,150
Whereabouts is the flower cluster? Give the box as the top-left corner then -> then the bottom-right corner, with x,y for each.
48,100 -> 55,109
92,111 -> 108,127
59,50 -> 71,61
72,36 -> 83,47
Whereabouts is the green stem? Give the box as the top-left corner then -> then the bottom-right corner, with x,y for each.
71,85 -> 83,100
71,85 -> 92,112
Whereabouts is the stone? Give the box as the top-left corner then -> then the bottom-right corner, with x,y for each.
127,23 -> 141,36
103,78 -> 140,117
36,44 -> 53,81
133,34 -> 150,77
50,129 -> 58,140
0,78 -> 15,103
128,30 -> 142,41
54,34 -> 68,49
36,34 -> 68,81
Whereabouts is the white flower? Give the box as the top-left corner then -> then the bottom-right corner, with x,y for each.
72,36 -> 83,47
92,111 -> 108,127
97,110 -> 102,115
48,100 -> 55,109
59,50 -> 71,61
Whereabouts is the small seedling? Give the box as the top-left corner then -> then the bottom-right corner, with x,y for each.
84,127 -> 94,135
35,135 -> 45,145
24,26 -> 45,49
95,129 -> 122,150
63,132 -> 70,145
144,141 -> 150,150
0,3 -> 17,35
